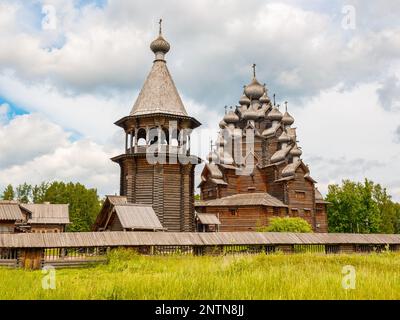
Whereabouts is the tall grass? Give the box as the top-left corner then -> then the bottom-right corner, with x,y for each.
1,249 -> 400,300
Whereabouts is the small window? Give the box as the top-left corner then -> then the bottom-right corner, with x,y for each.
291,208 -> 299,216
304,209 -> 312,216
229,209 -> 237,216
273,207 -> 280,216
295,191 -> 306,200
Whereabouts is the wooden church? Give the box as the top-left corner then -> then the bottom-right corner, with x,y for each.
195,65 -> 328,232
96,21 -> 328,233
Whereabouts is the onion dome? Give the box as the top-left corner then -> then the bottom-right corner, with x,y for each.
219,119 -> 227,128
290,145 -> 302,157
244,63 -> 264,100
150,19 -> 170,59
239,93 -> 251,106
282,111 -> 294,126
223,110 -> 240,123
267,106 -> 283,121
150,35 -> 170,54
259,92 -> 270,104
278,131 -> 290,143
244,78 -> 264,100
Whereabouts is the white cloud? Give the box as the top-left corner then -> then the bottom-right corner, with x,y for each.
0,112 -> 120,196
0,73 -> 128,145
0,113 -> 70,167
292,83 -> 400,200
1,0 -> 400,105
0,138 -> 120,196
377,75 -> 400,111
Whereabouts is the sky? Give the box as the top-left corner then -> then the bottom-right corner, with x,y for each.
0,0 -> 399,200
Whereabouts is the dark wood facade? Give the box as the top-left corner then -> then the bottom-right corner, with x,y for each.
196,71 -> 328,232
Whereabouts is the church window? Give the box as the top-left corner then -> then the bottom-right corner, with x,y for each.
295,191 -> 306,200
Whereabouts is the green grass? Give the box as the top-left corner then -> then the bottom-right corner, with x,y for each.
1,250 -> 400,299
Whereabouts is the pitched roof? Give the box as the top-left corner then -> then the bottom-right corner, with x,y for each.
130,60 -> 188,117
114,204 -> 164,231
21,204 -> 70,225
195,192 -> 287,208
271,145 -> 292,163
106,195 -> 128,205
315,188 -> 330,204
0,202 -> 24,221
196,213 -> 221,225
206,163 -> 223,179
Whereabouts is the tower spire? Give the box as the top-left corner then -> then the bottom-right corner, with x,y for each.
150,19 -> 170,61
252,63 -> 256,78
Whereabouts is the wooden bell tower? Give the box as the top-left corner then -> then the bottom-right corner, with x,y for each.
112,21 -> 201,232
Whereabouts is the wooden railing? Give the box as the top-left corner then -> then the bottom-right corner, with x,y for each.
0,232 -> 399,269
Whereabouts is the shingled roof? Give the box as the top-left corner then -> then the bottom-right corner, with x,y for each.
130,60 -> 188,117
0,201 -> 24,221
195,192 -> 288,208
114,204 -> 164,231
196,213 -> 221,225
20,204 -> 70,225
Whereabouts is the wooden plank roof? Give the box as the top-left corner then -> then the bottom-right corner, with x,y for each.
0,202 -> 23,221
196,213 -> 221,225
195,192 -> 288,208
1,232 -> 400,248
114,204 -> 164,231
130,59 -> 188,117
20,204 -> 70,225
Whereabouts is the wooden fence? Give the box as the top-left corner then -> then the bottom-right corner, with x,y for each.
0,232 -> 399,269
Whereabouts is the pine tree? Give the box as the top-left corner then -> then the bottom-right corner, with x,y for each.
1,184 -> 15,200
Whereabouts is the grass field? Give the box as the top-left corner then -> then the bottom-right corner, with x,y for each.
1,250 -> 400,300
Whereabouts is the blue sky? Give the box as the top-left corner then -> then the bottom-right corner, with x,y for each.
0,0 -> 399,200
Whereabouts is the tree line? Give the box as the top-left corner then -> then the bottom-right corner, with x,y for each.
1,182 -> 101,232
326,179 -> 400,234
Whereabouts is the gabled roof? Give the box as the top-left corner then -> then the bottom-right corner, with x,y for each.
106,195 -> 128,205
21,204 -> 70,225
130,60 -> 188,117
114,204 -> 164,231
206,163 -> 223,179
196,213 -> 221,225
195,192 -> 287,208
0,201 -> 24,221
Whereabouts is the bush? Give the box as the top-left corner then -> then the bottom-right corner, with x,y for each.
258,217 -> 313,233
